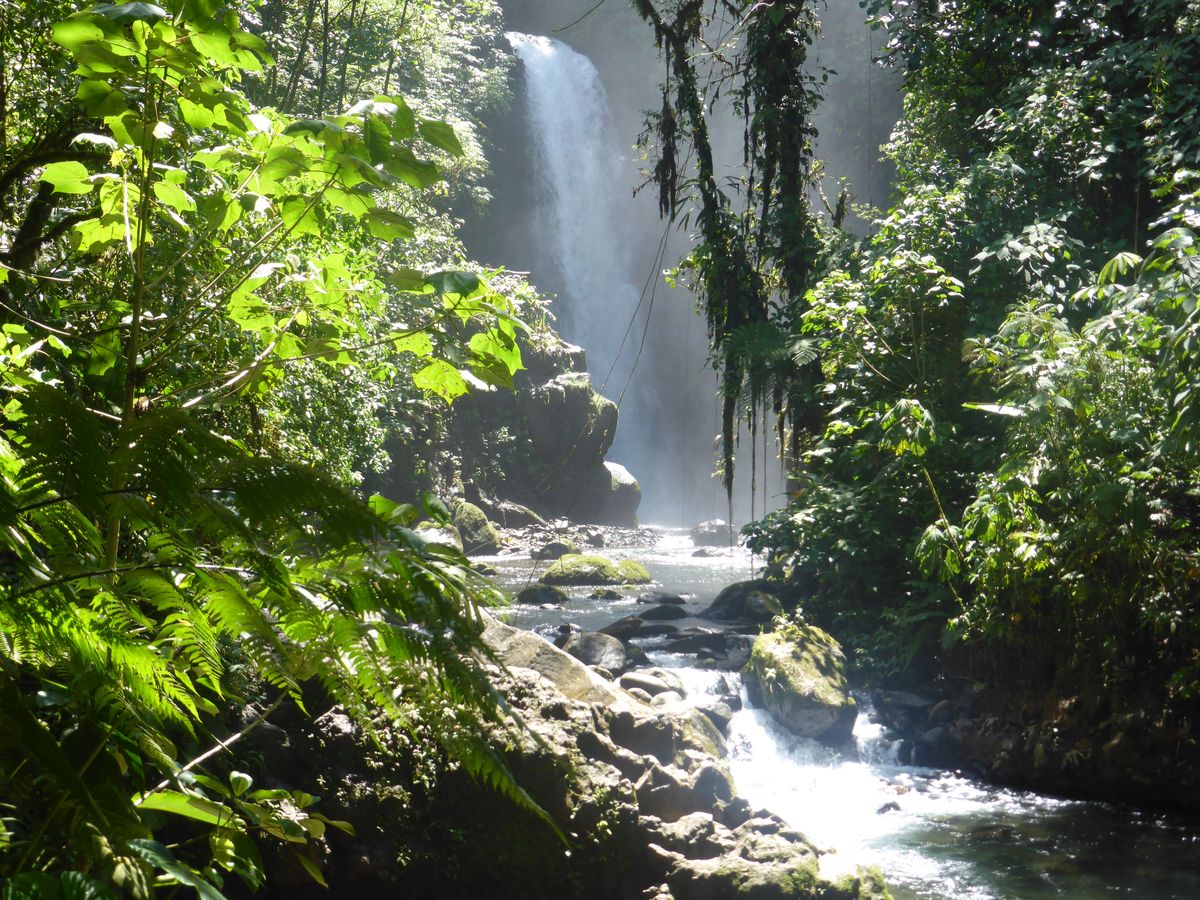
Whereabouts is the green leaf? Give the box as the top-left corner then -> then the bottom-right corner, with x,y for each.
153,180 -> 196,212
137,790 -> 235,826
382,146 -> 440,188
392,332 -> 433,357
52,18 -> 106,53
386,267 -> 428,292
424,270 -> 481,297
365,209 -> 415,242
413,359 -> 468,402
40,161 -> 95,195
230,771 -> 252,797
127,839 -> 226,900
419,119 -> 465,157
293,852 -> 328,888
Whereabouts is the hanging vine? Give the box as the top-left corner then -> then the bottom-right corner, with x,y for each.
632,0 -> 824,506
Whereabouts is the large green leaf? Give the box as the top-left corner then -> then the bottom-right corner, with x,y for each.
137,789 -> 234,826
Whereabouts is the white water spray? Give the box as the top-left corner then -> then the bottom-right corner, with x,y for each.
505,33 -> 642,394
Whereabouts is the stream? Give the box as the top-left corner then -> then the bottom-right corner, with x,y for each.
487,529 -> 1200,899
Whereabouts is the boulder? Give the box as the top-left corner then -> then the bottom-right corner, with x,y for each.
640,604 -> 689,622
620,671 -> 676,697
562,631 -> 628,674
452,500 -> 501,555
691,519 -> 734,547
413,522 -> 463,553
600,615 -> 644,641
533,538 -> 579,561
639,592 -> 686,605
744,624 -> 858,745
700,579 -> 786,623
517,585 -> 569,606
590,588 -> 624,599
568,460 -> 642,527
540,554 -> 651,586
519,371 -> 617,473
488,499 -> 547,528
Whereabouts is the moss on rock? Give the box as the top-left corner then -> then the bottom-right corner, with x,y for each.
540,554 -> 651,586
452,500 -> 501,554
744,623 -> 858,745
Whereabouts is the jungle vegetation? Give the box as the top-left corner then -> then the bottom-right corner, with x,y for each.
3,0 -> 1200,896
636,0 -> 1200,720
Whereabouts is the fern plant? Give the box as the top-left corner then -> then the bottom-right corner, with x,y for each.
0,2 -> 535,896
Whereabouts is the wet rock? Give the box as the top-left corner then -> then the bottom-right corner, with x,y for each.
414,522 -> 463,553
517,584 -> 570,606
641,604 -> 689,622
744,625 -> 858,745
697,701 -> 734,734
585,527 -> 606,547
533,538 -> 579,560
662,629 -> 728,655
488,499 -> 547,528
590,588 -> 624,599
691,547 -> 722,558
601,615 -> 645,641
690,518 -> 735,547
563,631 -> 628,674
639,623 -> 681,638
629,687 -> 655,704
699,579 -> 788,623
652,691 -> 685,709
640,591 -> 687,605
452,500 -> 502,555
621,672 -> 676,697
540,553 -> 651,586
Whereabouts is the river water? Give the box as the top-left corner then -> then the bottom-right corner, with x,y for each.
486,529 -> 1200,899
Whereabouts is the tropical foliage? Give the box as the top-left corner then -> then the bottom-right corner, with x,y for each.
0,1 -> 535,896
638,0 -> 1200,723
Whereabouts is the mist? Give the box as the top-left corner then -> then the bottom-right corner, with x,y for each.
461,1 -> 900,528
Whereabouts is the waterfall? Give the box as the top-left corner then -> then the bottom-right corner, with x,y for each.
505,33 -> 641,397
499,32 -> 788,526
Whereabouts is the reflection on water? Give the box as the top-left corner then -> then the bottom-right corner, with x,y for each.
489,529 -> 1200,899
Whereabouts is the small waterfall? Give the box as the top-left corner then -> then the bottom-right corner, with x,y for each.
505,33 -> 641,396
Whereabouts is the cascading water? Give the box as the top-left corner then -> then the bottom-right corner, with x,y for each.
491,535 -> 1200,900
501,33 -> 786,526
505,34 -> 644,431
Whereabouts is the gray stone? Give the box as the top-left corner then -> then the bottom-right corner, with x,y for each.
562,631 -> 628,674
600,615 -> 644,641
534,538 -> 579,561
620,671 -> 676,697
690,519 -> 735,547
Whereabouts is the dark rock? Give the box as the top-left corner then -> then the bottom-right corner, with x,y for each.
517,584 -> 569,606
533,538 -> 579,560
662,629 -> 727,655
590,588 -> 624,599
568,460 -> 642,527
640,604 -> 689,622
699,579 -> 787,623
638,624 -> 680,638
639,592 -> 686,605
600,615 -> 644,641
585,527 -> 606,547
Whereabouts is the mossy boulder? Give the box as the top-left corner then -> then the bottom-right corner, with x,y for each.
540,554 -> 651,586
414,522 -> 463,553
451,500 -> 501,555
517,585 -> 570,606
700,579 -> 786,623
744,624 -> 858,745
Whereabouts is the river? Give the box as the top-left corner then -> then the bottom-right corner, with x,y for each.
484,528 -> 1200,899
